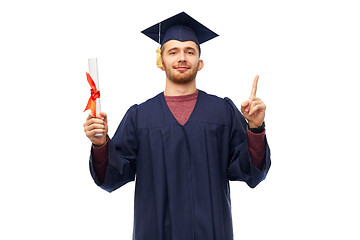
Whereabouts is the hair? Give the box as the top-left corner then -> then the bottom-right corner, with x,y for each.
197,45 -> 202,57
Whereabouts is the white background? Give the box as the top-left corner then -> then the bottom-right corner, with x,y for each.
1,0 -> 359,239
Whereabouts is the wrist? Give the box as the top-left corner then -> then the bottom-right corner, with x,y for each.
92,135 -> 108,147
248,122 -> 258,129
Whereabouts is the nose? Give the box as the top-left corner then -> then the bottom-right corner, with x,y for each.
178,51 -> 187,62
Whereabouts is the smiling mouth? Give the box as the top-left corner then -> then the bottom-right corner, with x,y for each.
175,66 -> 190,71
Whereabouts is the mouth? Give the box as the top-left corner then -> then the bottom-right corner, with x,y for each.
174,66 -> 190,72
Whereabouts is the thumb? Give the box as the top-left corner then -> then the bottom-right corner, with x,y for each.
241,100 -> 249,114
99,112 -> 107,118
99,112 -> 108,123
241,100 -> 249,108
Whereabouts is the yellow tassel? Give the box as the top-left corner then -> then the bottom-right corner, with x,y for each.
156,47 -> 163,68
156,22 -> 163,68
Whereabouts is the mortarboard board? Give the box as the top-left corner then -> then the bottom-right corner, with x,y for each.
141,12 -> 219,68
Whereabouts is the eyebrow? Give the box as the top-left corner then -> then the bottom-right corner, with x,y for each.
167,46 -> 197,53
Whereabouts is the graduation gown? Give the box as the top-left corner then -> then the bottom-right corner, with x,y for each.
89,90 -> 271,240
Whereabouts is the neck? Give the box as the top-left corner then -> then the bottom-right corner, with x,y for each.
164,78 -> 197,96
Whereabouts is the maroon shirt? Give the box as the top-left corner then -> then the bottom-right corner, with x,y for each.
92,90 -> 266,183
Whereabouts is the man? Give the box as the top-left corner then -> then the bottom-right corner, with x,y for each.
84,12 -> 271,240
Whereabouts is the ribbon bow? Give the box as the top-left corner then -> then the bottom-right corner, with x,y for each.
84,72 -> 100,117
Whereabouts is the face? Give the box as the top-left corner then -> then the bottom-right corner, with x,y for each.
161,40 -> 204,84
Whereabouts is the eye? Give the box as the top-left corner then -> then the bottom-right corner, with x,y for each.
169,51 -> 177,55
187,51 -> 194,55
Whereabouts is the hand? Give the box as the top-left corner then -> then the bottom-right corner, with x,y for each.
83,112 -> 108,146
241,75 -> 266,128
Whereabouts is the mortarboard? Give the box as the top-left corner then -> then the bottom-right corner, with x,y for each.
141,12 -> 219,68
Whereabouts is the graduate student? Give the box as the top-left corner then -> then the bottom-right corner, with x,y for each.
84,12 -> 271,240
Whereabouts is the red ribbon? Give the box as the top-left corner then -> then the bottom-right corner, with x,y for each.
84,72 -> 100,117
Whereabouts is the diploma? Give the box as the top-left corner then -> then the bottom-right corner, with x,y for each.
88,58 -> 103,137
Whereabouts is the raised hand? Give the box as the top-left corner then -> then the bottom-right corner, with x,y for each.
241,75 -> 266,128
84,112 -> 108,146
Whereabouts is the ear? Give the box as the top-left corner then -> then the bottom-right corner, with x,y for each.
160,57 -> 165,71
198,59 -> 204,71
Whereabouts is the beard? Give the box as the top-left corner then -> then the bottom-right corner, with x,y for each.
163,62 -> 199,85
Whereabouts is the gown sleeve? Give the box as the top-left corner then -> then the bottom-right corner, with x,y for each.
225,98 -> 271,188
89,105 -> 139,192
90,137 -> 109,185
246,128 -> 266,170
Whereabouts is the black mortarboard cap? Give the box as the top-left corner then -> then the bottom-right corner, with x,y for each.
141,12 -> 219,46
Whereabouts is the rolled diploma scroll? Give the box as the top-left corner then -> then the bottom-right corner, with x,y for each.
88,58 -> 103,137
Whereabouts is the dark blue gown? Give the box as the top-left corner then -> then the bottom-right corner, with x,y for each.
89,90 -> 271,240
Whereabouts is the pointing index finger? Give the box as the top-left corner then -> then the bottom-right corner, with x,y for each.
250,75 -> 259,98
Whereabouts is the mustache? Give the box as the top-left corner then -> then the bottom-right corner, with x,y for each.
174,64 -> 190,68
